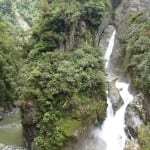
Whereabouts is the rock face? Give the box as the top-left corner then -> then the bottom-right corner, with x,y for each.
125,93 -> 145,128
110,0 -> 149,149
60,20 -> 95,51
108,79 -> 124,112
98,25 -> 115,54
21,101 -> 37,150
143,96 -> 150,122
115,0 -> 150,25
112,0 -> 150,122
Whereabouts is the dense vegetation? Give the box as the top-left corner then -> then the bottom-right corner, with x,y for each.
19,45 -> 106,149
114,10 -> 150,99
15,0 -> 110,149
30,0 -> 110,53
0,0 -> 31,109
12,0 -> 39,26
0,21 -> 14,108
0,0 -> 23,107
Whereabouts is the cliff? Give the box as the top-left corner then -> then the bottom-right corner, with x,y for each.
17,0 -> 111,149
113,0 -> 150,121
111,0 -> 150,149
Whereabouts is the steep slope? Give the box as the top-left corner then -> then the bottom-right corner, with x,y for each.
114,11 -> 150,121
111,0 -> 150,149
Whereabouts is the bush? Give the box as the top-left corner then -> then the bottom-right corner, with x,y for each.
17,45 -> 106,149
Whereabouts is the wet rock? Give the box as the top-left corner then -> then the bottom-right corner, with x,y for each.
116,36 -> 127,44
115,0 -> 150,26
125,92 -> 144,127
99,25 -> 115,54
108,79 -> 124,112
125,126 -> 138,139
21,100 -> 37,150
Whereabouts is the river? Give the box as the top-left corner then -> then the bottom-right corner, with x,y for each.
0,109 -> 26,150
0,10 -> 30,150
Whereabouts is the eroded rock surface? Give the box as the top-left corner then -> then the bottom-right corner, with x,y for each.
115,0 -> 150,25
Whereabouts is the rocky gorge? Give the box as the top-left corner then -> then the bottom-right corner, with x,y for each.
0,0 -> 149,150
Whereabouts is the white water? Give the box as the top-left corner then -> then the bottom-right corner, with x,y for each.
99,30 -> 134,150
104,30 -> 116,69
63,29 -> 137,150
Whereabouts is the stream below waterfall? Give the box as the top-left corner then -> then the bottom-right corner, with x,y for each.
0,10 -> 29,150
0,109 -> 26,150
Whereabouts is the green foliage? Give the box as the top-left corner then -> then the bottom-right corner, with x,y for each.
138,123 -> 150,150
0,0 -> 109,149
0,21 -> 14,104
12,0 -> 39,26
82,0 -> 108,27
0,0 -> 35,106
128,12 -> 142,23
116,11 -> 150,96
31,0 -> 109,52
0,0 -> 14,25
17,45 -> 106,149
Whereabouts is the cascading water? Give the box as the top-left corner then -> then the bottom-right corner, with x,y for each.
104,30 -> 116,69
100,29 -> 134,150
64,28 -> 136,150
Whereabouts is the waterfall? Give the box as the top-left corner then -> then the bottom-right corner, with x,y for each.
104,30 -> 116,69
64,29 -> 137,150
100,29 -> 134,150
